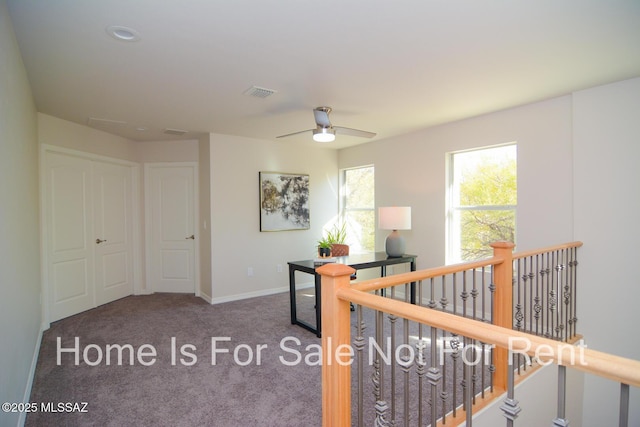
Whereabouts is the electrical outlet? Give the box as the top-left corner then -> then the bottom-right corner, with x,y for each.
247,267 -> 254,277
277,264 -> 283,273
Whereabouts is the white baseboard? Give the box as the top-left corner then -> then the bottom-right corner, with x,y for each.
199,290 -> 213,304
19,324 -> 44,426
209,286 -> 291,305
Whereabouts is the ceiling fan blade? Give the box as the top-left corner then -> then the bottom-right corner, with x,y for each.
276,129 -> 314,138
313,107 -> 332,127
334,126 -> 376,139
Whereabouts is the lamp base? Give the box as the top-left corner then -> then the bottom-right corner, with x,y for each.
385,230 -> 405,257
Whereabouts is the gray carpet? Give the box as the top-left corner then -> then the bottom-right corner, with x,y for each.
27,293 -> 322,427
27,291 -> 489,426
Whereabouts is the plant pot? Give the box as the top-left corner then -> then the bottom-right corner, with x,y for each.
331,243 -> 349,257
318,247 -> 332,258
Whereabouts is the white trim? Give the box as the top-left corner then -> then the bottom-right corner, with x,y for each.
19,325 -> 44,426
209,286 -> 290,305
144,162 -> 200,296
39,144 -> 142,325
40,143 -> 139,167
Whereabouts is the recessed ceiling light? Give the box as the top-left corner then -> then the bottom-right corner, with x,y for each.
106,25 -> 140,42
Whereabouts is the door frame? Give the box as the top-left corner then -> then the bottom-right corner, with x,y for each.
143,162 -> 200,296
39,144 -> 142,329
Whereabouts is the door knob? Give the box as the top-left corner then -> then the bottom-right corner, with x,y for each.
186,235 -> 195,240
96,238 -> 107,244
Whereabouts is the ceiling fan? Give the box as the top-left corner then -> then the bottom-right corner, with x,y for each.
276,106 -> 376,142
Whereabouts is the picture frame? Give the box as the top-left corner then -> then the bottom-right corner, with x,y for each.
259,171 -> 310,231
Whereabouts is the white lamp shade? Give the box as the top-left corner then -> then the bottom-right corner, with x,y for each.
378,206 -> 411,230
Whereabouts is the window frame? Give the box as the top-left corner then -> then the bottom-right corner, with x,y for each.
340,164 -> 375,254
446,143 -> 517,264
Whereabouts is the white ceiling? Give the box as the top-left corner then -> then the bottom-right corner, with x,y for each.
7,0 -> 640,149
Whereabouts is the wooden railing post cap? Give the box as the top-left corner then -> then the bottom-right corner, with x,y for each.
490,241 -> 515,250
316,263 -> 355,277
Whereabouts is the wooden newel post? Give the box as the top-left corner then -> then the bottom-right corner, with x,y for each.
317,263 -> 356,427
490,241 -> 515,392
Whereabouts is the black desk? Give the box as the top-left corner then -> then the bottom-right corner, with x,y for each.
288,252 -> 417,337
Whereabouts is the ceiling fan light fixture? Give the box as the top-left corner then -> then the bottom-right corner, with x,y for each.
313,127 -> 336,143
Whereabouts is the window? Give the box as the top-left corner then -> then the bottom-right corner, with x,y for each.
447,144 -> 517,263
341,166 -> 375,253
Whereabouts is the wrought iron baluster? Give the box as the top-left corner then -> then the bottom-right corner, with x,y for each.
619,383 -> 630,427
428,277 -> 436,310
453,272 -> 458,316
515,258 -> 523,331
440,327 -> 449,423
542,251 -> 551,338
500,352 -> 521,427
515,259 -> 523,374
554,250 -> 565,340
464,340 -> 473,426
354,304 -> 365,427
402,296 -> 411,427
416,280 -> 425,426
549,251 -> 557,339
562,248 -> 571,342
462,270 -> 468,318
489,267 -> 496,393
373,289 -> 390,426
440,275 -> 448,312
389,286 -> 397,423
427,324 -> 441,427
570,248 -> 578,338
528,259 -> 535,336
479,266 -> 488,398
450,332 -> 460,418
534,254 -> 542,336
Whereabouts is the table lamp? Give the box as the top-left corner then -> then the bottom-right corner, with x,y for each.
378,206 -> 411,257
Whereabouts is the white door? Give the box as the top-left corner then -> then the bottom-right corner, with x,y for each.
146,164 -> 197,293
45,152 -> 95,321
93,161 -> 134,306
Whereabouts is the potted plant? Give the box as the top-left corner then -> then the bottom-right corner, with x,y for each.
317,237 -> 333,258
326,223 -> 349,257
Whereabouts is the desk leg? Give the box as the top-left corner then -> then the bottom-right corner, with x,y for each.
410,259 -> 416,304
314,273 -> 322,338
289,266 -> 297,325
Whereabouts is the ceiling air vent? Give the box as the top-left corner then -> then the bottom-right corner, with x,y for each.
87,117 -> 127,128
243,85 -> 277,98
163,128 -> 188,136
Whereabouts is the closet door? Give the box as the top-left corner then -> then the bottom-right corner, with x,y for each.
44,149 -> 136,323
93,162 -> 134,306
45,152 -> 95,322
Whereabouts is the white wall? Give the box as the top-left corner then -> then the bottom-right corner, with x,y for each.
133,139 -> 199,163
208,134 -> 338,302
573,77 -> 640,426
0,1 -> 41,425
38,113 -> 136,161
339,95 -> 574,269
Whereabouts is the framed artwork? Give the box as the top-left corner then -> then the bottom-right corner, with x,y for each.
259,171 -> 310,231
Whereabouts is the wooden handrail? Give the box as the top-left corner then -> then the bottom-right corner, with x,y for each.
337,287 -> 640,388
318,240 -> 613,427
513,241 -> 583,260
350,256 -> 503,293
